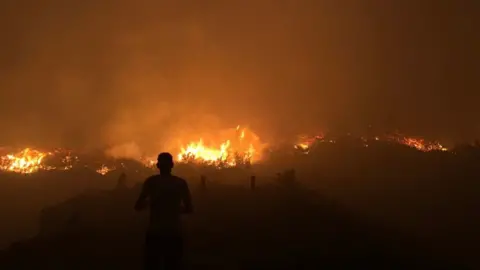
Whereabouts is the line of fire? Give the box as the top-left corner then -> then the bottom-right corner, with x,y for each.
0,125 -> 451,175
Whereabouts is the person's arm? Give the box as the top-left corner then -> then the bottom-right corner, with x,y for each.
181,179 -> 193,214
134,179 -> 150,211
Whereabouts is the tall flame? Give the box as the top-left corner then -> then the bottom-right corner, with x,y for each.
176,126 -> 261,167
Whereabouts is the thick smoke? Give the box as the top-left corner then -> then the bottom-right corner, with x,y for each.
0,1 -> 478,151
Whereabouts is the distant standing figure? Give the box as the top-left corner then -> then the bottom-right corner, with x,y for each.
135,152 -> 193,270
116,172 -> 127,189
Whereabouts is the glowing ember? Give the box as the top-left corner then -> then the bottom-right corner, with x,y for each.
294,133 -> 448,153
52,148 -> 79,170
294,134 -> 326,152
141,158 -> 156,168
177,126 -> 262,167
96,165 -> 115,175
0,148 -> 51,174
390,136 -> 448,152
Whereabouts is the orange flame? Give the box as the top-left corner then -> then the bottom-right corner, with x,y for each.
0,148 -> 116,175
294,134 -> 326,152
96,164 -> 116,175
0,148 -> 51,174
391,136 -> 447,152
294,133 -> 447,153
0,129 -> 449,174
177,126 -> 262,167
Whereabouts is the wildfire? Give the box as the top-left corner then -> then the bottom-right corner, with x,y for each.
0,148 -> 51,174
0,127 -> 450,174
0,148 -> 117,175
294,134 -> 327,152
177,125 -> 261,167
96,165 -> 116,175
390,136 -> 447,152
294,133 -> 448,153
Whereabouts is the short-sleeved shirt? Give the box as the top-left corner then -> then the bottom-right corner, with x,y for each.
141,174 -> 190,236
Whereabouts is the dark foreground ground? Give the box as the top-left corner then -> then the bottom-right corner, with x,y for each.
0,182 -> 470,270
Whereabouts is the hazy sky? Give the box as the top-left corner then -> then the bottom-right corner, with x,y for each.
0,0 -> 478,150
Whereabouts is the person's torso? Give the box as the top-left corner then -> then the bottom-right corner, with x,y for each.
146,175 -> 184,235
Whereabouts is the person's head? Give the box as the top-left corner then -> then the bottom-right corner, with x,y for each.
156,152 -> 174,173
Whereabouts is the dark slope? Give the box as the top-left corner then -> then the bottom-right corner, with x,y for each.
0,184 -> 465,270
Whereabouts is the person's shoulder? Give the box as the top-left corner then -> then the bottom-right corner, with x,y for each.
144,174 -> 160,184
171,175 -> 187,184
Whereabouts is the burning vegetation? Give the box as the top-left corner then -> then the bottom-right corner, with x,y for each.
0,126 -> 450,175
96,165 -> 116,176
386,135 -> 447,152
177,126 -> 261,168
294,133 -> 448,153
0,148 -> 50,174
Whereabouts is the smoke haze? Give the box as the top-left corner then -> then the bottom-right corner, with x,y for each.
0,0 -> 478,151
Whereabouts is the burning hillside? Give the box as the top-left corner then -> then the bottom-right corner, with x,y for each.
386,135 -> 447,152
294,133 -> 448,153
0,148 -> 89,174
0,127 -> 451,175
0,126 -> 266,174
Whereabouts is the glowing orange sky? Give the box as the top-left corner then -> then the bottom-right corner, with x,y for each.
0,1 -> 478,149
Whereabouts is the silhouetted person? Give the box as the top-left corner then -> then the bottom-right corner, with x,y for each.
135,152 -> 193,270
116,172 -> 127,190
